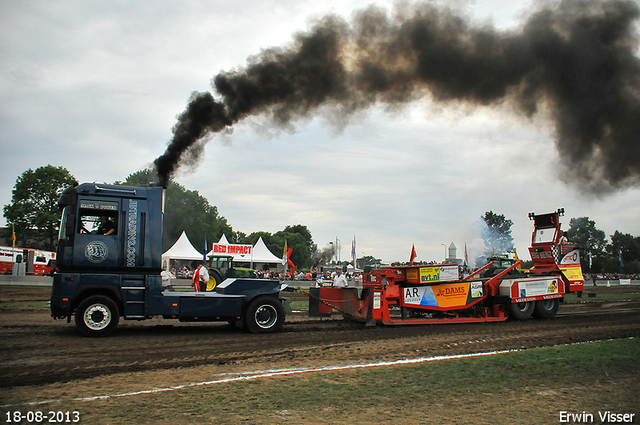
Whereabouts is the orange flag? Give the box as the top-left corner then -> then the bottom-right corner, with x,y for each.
409,244 -> 417,264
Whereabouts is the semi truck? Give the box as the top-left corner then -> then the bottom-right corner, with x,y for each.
50,182 -> 286,337
309,208 -> 584,324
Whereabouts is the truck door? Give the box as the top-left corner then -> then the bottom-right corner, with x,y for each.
73,199 -> 120,268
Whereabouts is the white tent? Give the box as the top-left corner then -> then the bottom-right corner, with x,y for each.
163,232 -> 283,270
207,234 -> 252,262
206,236 -> 283,268
251,237 -> 284,264
162,231 -> 204,267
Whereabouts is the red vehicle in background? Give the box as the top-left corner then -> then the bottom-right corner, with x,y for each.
0,245 -> 56,276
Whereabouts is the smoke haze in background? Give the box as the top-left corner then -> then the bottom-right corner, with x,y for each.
312,245 -> 336,268
154,0 -> 640,193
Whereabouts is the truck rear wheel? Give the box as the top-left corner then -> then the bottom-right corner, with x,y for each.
534,299 -> 559,319
507,301 -> 535,320
244,296 -> 285,333
75,296 -> 120,337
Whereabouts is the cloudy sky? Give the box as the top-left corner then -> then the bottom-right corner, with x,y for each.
1,0 -> 639,265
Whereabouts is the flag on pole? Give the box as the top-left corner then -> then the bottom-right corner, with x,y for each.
409,244 -> 417,264
203,234 -> 208,262
287,247 -> 295,274
351,236 -> 356,271
514,249 -> 521,270
464,242 -> 468,267
11,224 -> 16,248
282,240 -> 288,267
619,250 -> 624,269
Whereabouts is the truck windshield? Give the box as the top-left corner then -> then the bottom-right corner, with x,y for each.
533,228 -> 556,244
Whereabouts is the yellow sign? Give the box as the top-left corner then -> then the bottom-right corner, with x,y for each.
406,265 -> 459,283
559,266 -> 583,282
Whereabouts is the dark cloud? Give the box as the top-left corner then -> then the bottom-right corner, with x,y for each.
154,0 -> 640,193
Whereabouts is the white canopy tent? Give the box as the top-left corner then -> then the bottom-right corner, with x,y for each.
161,231 -> 204,269
162,232 -> 284,271
207,235 -> 283,269
251,237 -> 284,264
206,234 -> 251,262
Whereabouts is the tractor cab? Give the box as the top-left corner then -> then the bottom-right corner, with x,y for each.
481,255 -> 525,278
527,208 -> 584,292
209,255 -> 232,279
206,255 -> 256,290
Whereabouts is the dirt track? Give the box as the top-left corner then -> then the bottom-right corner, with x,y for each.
1,285 -> 640,406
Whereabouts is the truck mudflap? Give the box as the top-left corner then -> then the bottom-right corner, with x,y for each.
50,296 -> 71,320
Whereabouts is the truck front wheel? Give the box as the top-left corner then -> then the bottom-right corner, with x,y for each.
507,301 -> 535,320
244,296 -> 285,333
75,296 -> 120,337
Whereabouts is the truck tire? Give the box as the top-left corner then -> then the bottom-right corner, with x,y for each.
534,299 -> 559,319
244,296 -> 285,334
507,301 -> 535,320
75,296 -> 120,337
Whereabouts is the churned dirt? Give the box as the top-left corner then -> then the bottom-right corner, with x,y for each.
1,285 -> 640,422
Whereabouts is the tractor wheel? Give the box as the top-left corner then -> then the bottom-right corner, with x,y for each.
75,295 -> 120,337
507,301 -> 535,320
244,296 -> 285,334
534,299 -> 560,319
205,271 -> 223,291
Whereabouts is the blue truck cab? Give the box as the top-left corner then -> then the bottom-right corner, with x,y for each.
51,182 -> 286,336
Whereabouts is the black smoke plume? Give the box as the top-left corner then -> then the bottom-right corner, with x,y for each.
154,0 -> 640,193
312,245 -> 336,268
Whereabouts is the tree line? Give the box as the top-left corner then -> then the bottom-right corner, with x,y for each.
3,165 -> 639,273
2,166 -> 317,269
481,211 -> 640,274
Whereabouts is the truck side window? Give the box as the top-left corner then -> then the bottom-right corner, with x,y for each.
76,199 -> 119,236
78,210 -> 118,236
58,206 -> 71,241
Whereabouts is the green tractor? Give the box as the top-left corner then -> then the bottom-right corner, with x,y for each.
481,255 -> 527,278
205,255 -> 257,291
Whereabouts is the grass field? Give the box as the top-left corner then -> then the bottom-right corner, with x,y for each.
564,291 -> 640,302
21,338 -> 639,424
2,284 -> 639,424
